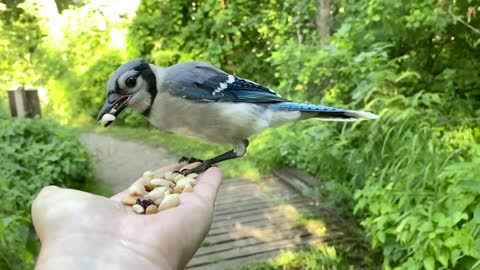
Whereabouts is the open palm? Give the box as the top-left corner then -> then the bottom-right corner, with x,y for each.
33,163 -> 222,270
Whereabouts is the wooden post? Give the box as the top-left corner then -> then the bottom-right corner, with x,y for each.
8,86 -> 27,117
7,86 -> 41,118
25,90 -> 41,117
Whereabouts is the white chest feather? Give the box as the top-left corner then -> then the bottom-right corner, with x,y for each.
146,93 -> 273,144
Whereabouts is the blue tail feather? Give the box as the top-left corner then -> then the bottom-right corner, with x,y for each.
269,102 -> 379,121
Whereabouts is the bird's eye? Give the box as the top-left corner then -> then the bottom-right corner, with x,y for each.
125,76 -> 136,88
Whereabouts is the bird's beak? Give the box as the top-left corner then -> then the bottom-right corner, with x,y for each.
96,95 -> 131,127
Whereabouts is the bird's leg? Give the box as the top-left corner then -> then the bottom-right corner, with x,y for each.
179,140 -> 249,175
178,156 -> 204,164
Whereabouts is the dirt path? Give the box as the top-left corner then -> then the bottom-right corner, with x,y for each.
80,133 -> 177,192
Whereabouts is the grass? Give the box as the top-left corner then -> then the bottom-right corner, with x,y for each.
79,123 -> 262,179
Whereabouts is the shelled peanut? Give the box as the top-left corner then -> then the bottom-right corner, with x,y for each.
122,170 -> 198,215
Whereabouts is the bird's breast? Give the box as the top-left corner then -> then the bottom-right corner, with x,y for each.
147,93 -> 271,144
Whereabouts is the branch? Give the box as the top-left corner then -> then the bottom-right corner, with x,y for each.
448,1 -> 480,35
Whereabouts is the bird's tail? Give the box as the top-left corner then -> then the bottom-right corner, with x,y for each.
268,102 -> 379,122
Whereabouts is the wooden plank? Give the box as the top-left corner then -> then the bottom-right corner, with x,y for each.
218,177 -> 289,190
188,234 -> 324,267
215,188 -> 298,205
217,183 -> 298,198
212,201 -> 311,223
208,218 -> 302,236
205,220 -> 317,245
214,193 -> 304,214
218,181 -> 290,195
213,197 -> 309,218
7,88 -> 27,117
210,213 -> 305,234
7,90 -> 17,117
214,190 -> 300,208
186,250 -> 279,270
203,221 -> 307,252
24,90 -> 41,117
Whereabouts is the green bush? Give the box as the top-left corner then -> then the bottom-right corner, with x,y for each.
252,90 -> 480,269
0,118 -> 92,270
0,96 -> 9,119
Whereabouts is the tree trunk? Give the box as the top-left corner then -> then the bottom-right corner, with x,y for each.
316,0 -> 332,44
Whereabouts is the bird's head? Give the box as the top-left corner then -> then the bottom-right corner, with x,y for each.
97,59 -> 157,127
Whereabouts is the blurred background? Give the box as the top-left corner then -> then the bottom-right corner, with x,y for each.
1,0 -> 480,269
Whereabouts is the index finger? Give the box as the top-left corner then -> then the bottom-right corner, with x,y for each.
188,167 -> 223,207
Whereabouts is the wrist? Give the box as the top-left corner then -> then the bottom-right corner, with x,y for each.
35,233 -> 177,270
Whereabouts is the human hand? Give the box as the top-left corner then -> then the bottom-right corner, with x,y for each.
32,163 -> 222,270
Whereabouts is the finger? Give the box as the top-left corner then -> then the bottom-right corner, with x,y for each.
110,163 -> 185,202
32,185 -> 60,217
190,167 -> 223,206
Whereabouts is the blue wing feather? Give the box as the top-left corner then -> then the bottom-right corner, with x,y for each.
165,62 -> 287,103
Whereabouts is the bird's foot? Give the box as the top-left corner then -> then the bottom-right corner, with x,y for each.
179,161 -> 213,176
178,156 -> 204,164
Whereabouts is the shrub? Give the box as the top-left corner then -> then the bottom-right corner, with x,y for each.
0,118 -> 92,270
252,90 -> 480,269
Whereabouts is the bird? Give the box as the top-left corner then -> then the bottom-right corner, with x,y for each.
97,59 -> 379,175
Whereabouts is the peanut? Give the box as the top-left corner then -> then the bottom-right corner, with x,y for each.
150,178 -> 172,187
145,205 -> 158,215
185,178 -> 196,186
144,183 -> 156,192
132,204 -> 144,214
143,171 -> 155,182
174,178 -> 187,193
154,197 -> 164,206
99,113 -> 115,126
128,181 -> 147,196
166,172 -> 180,181
183,184 -> 193,192
174,174 -> 185,182
164,171 -> 174,178
122,196 -> 139,205
158,194 -> 180,211
186,173 -> 199,179
145,187 -> 168,201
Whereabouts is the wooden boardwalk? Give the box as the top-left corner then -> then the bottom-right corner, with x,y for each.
186,174 -> 333,270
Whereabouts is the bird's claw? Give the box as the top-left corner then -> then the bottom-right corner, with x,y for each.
175,162 -> 213,176
178,156 -> 204,164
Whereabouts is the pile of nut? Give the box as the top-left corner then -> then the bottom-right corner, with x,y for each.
122,170 -> 198,214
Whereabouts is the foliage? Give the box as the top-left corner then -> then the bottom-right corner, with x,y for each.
0,118 -> 92,270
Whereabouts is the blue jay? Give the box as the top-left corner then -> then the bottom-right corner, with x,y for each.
97,59 -> 378,175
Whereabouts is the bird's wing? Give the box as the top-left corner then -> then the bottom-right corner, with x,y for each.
163,62 -> 288,103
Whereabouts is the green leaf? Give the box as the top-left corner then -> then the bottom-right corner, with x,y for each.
444,236 -> 458,248
423,256 -> 435,270
418,222 -> 433,232
436,248 -> 450,267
